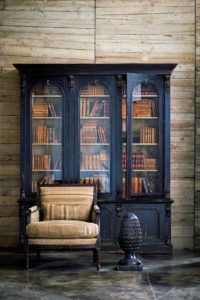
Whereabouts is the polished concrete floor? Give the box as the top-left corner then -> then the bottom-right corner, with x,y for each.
0,250 -> 200,300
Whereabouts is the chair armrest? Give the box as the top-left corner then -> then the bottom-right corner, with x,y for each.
27,206 -> 40,224
92,205 -> 100,226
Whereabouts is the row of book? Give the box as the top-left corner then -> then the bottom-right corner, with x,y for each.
80,151 -> 110,170
80,175 -> 109,193
32,102 -> 59,117
132,176 -> 155,194
32,125 -> 60,144
122,152 -> 158,170
122,100 -> 157,118
139,127 -> 157,143
32,154 -> 62,170
81,85 -> 108,96
80,123 -> 109,143
80,98 -> 109,117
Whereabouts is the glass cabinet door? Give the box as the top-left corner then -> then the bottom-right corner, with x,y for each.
127,75 -> 164,197
31,81 -> 63,192
79,83 -> 111,193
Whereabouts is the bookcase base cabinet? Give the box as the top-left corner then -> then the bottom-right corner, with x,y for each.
99,200 -> 172,254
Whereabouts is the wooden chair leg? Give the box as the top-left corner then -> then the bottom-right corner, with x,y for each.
25,251 -> 29,270
95,249 -> 100,271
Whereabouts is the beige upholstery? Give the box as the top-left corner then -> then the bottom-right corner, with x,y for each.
26,220 -> 98,239
25,184 -> 100,270
28,238 -> 97,246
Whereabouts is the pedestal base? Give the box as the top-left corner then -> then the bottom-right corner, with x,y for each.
116,253 -> 143,271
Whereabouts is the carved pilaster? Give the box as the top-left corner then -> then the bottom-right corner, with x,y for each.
165,75 -> 170,94
68,75 -> 75,90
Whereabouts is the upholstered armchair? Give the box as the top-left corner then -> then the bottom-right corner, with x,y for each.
24,184 -> 100,270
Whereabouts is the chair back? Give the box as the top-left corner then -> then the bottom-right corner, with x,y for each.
39,184 -> 95,221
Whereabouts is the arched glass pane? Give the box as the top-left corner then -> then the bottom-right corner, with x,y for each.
79,83 -> 111,193
31,81 -> 63,192
131,81 -> 160,195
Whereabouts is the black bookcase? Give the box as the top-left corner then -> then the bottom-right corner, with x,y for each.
15,64 -> 175,253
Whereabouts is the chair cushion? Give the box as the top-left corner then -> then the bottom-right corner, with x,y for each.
26,220 -> 99,239
40,186 -> 94,221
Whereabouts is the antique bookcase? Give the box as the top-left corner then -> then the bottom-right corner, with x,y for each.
15,64 -> 175,253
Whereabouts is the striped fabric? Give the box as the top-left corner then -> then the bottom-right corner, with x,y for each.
40,186 -> 94,221
28,238 -> 97,246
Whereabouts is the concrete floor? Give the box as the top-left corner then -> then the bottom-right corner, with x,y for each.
0,250 -> 200,300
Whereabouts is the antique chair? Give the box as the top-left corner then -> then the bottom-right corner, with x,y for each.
24,184 -> 100,270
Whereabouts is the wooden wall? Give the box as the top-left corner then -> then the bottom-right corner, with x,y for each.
196,0 -> 200,249
0,0 -> 197,249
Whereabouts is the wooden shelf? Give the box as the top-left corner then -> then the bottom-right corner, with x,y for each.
80,170 -> 110,172
32,169 -> 61,172
132,169 -> 158,172
80,143 -> 110,146
132,94 -> 158,98
80,117 -> 109,119
32,95 -> 62,98
132,143 -> 158,146
133,117 -> 158,119
32,117 -> 61,119
32,143 -> 62,146
80,95 -> 110,98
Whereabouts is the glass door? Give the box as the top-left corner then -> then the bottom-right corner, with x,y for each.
79,82 -> 111,194
31,81 -> 63,192
127,74 -> 164,197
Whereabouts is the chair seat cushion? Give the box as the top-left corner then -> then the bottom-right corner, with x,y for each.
26,220 -> 99,239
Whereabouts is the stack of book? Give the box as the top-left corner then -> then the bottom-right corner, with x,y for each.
132,152 -> 144,169
122,152 -> 127,170
133,83 -> 156,96
144,158 -> 158,170
80,175 -> 109,193
32,102 -> 49,117
132,100 -> 156,117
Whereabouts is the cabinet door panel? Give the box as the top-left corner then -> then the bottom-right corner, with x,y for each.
121,203 -> 166,245
31,80 -> 64,192
126,74 -> 165,198
77,76 -> 117,199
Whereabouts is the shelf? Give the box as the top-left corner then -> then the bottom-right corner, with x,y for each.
32,169 -> 61,172
32,95 -> 62,98
132,94 -> 158,98
132,169 -> 158,172
80,117 -> 109,119
80,95 -> 110,98
80,170 -> 110,172
132,143 -> 158,146
32,143 -> 62,146
80,143 -> 110,146
32,117 -> 61,119
133,117 -> 158,119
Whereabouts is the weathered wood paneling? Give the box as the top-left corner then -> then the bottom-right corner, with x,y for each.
96,0 -> 195,249
196,0 -> 200,249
